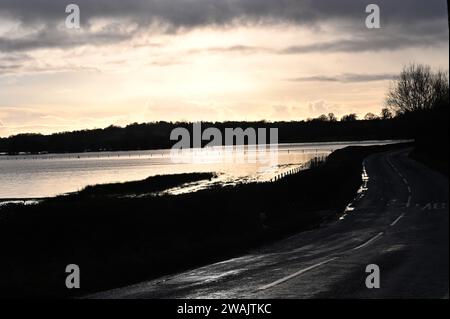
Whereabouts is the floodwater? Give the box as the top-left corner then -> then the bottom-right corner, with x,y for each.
0,140 -> 405,199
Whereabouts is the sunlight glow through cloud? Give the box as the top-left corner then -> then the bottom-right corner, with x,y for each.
0,0 -> 448,137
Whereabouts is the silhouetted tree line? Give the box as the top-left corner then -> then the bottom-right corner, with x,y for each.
0,63 -> 446,159
0,118 -> 415,155
304,108 -> 392,123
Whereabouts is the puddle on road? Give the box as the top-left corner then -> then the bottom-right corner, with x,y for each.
340,161 -> 370,221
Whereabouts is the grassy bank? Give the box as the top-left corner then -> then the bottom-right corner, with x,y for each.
0,143 -> 409,298
69,172 -> 215,198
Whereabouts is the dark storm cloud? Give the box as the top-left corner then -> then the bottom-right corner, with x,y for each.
0,0 -> 448,52
289,73 -> 397,83
0,0 -> 447,28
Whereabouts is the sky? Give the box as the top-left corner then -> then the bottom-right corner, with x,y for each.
0,0 -> 448,137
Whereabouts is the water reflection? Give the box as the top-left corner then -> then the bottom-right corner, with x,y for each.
0,140 -> 404,199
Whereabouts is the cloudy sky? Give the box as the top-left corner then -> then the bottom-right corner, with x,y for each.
0,0 -> 448,137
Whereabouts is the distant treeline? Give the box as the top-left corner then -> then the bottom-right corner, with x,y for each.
0,118 -> 415,154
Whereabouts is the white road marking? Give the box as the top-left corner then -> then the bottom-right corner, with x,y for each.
259,229 -> 388,290
352,232 -> 384,250
391,213 -> 405,226
406,195 -> 412,208
257,257 -> 338,291
388,156 -> 413,208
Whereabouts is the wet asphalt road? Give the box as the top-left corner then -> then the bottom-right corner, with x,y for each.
89,148 -> 449,299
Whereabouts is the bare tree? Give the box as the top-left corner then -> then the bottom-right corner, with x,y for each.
386,63 -> 449,115
432,70 -> 450,110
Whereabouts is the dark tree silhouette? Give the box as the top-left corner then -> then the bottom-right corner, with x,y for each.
341,113 -> 358,122
380,108 -> 393,120
328,113 -> 337,122
364,113 -> 379,121
386,63 -> 449,115
384,63 -> 449,175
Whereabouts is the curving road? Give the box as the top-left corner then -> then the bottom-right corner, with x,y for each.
90,148 -> 449,299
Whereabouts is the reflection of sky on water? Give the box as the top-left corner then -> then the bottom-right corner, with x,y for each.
0,140 -> 405,199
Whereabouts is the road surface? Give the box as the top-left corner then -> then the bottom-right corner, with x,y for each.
89,148 -> 449,299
